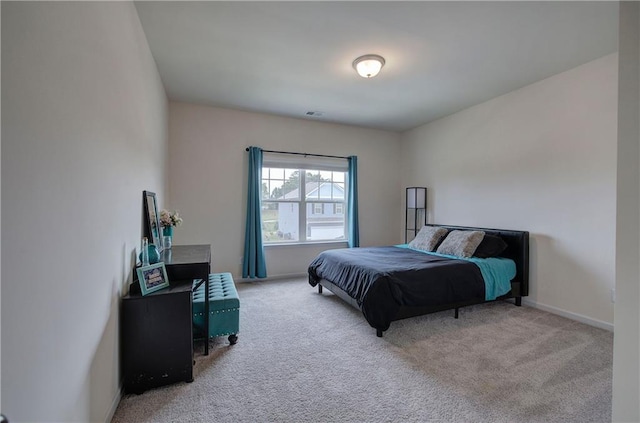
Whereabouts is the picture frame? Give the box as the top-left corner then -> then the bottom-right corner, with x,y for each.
136,262 -> 170,296
143,190 -> 163,251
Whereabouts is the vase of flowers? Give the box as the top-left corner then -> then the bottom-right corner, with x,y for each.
160,209 -> 183,249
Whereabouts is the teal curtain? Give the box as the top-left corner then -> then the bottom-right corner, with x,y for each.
242,147 -> 267,278
348,156 -> 359,248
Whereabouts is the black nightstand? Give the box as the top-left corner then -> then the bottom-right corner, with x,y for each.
121,283 -> 194,394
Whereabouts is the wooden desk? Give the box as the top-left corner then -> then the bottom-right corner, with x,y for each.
162,244 -> 212,355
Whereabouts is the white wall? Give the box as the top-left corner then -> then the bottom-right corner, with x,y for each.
2,3 -> 167,422
612,2 -> 640,421
168,102 -> 401,279
400,53 -> 618,328
1,2 -> 3,412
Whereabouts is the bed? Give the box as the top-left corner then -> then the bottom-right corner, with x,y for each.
308,224 -> 529,337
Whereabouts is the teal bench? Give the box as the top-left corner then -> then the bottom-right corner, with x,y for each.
192,273 -> 239,345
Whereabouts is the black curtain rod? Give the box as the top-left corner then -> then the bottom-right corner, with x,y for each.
245,147 -> 349,160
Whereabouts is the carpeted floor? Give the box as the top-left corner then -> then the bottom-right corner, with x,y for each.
112,277 -> 612,423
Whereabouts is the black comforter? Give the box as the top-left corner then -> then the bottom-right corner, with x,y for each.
308,246 -> 485,331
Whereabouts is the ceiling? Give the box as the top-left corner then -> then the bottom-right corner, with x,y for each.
135,1 -> 619,132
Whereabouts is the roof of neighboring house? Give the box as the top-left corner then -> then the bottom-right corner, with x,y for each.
279,181 -> 344,200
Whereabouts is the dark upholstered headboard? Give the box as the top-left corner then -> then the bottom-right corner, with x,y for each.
425,224 -> 530,297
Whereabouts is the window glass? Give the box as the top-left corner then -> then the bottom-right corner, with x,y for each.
262,202 -> 299,242
261,163 -> 348,244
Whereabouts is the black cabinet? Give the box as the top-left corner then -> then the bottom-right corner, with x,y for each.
122,283 -> 194,394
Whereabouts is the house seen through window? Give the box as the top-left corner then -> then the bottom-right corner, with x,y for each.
261,165 -> 348,244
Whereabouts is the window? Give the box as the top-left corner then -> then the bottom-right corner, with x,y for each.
261,154 -> 348,244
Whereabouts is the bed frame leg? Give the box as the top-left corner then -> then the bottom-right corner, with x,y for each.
376,329 -> 383,337
454,308 -> 459,319
515,296 -> 522,307
318,284 -> 323,294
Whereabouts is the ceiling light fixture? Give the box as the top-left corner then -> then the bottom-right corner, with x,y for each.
352,54 -> 386,78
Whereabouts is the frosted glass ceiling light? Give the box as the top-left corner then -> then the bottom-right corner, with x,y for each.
352,54 -> 385,78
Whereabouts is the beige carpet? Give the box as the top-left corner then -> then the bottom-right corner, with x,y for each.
112,277 -> 612,423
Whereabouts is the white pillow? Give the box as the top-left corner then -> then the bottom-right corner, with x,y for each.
408,226 -> 449,252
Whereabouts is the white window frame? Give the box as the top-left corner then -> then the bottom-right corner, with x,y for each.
261,153 -> 349,245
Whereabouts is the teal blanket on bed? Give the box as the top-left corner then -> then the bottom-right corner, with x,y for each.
396,244 -> 516,301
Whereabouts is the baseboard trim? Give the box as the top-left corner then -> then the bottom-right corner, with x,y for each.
104,384 -> 123,423
522,299 -> 614,332
237,273 -> 307,283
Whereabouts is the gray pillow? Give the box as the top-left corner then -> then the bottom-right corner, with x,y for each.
436,230 -> 485,258
408,226 -> 449,252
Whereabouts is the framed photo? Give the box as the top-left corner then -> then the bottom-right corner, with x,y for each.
143,190 -> 163,251
136,262 -> 170,296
